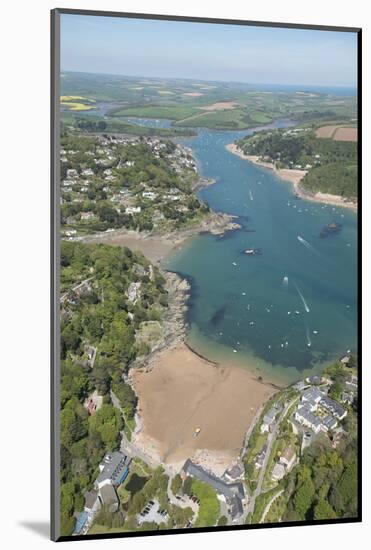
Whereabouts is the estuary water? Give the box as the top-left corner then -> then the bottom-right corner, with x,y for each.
118,116 -> 357,384
162,125 -> 358,384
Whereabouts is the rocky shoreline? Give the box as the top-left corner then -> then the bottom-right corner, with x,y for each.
130,271 -> 191,373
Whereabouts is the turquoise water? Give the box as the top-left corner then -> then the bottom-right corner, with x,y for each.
164,126 -> 357,384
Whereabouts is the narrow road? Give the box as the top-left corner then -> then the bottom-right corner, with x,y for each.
111,390 -> 160,469
260,489 -> 284,523
246,397 -> 298,519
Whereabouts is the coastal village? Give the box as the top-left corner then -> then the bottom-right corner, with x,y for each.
71,351 -> 357,535
59,88 -> 358,536
60,133 -> 210,238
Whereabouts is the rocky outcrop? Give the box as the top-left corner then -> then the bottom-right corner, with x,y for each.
132,271 -> 190,372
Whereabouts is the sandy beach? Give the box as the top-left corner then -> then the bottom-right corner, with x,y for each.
83,229 -> 179,264
82,210 -> 240,264
131,343 -> 276,473
226,143 -> 357,212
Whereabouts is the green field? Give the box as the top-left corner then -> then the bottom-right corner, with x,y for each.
175,108 -> 273,129
111,105 -> 201,120
61,72 -> 357,132
61,112 -> 196,137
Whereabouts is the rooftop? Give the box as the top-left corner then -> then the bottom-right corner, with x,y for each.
296,405 -> 322,428
183,460 -> 245,501
96,451 -> 131,487
302,387 -> 324,403
320,396 -> 346,419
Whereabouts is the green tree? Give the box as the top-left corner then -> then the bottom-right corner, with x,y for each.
218,515 -> 228,526
293,478 -> 315,519
314,499 -> 337,520
171,474 -> 183,496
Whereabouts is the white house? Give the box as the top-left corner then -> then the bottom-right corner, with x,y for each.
82,168 -> 94,177
279,447 -> 296,471
80,211 -> 96,221
125,206 -> 141,215
142,191 -> 157,200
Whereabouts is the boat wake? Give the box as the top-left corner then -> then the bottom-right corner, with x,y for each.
294,282 -> 310,313
297,235 -> 318,254
306,326 -> 312,347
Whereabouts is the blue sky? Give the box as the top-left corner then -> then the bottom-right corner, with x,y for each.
60,14 -> 357,87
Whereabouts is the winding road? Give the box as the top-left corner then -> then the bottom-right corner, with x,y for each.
246,396 -> 298,519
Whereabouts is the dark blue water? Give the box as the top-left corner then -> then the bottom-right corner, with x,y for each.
164,125 -> 357,384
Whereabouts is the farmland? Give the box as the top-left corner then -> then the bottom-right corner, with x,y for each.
315,125 -> 358,142
61,71 -> 357,132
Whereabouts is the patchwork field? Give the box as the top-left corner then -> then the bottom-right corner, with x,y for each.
60,95 -> 96,111
315,125 -> 358,142
201,101 -> 239,111
60,72 -> 357,132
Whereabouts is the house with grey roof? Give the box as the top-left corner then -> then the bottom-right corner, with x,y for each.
279,447 -> 296,470
84,490 -> 101,516
227,495 -> 244,521
182,460 -> 245,519
295,405 -> 322,433
254,444 -> 267,469
95,451 -> 131,489
271,463 -> 286,481
302,387 -> 324,405
99,483 -> 120,513
260,404 -> 280,433
321,415 -> 338,432
224,462 -> 244,482
320,396 -> 347,420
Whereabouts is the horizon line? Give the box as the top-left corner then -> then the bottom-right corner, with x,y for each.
60,69 -> 357,92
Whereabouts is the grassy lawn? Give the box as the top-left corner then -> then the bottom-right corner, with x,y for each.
191,479 -> 220,528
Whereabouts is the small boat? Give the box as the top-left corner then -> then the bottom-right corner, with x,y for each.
232,261 -> 237,266
244,248 -> 261,256
320,222 -> 342,238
